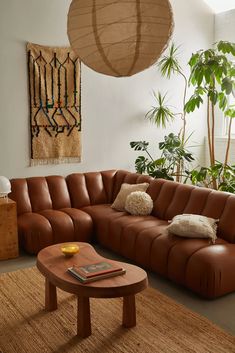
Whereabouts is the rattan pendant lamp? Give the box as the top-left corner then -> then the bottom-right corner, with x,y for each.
67,0 -> 174,77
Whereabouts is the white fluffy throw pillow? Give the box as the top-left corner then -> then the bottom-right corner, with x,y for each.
167,214 -> 218,244
125,191 -> 153,216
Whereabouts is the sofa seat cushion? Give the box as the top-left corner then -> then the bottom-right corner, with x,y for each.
18,208 -> 94,254
166,237 -> 226,284
38,209 -> 76,245
82,204 -> 122,222
38,209 -> 94,245
18,213 -> 54,254
82,204 -> 126,245
82,203 -> 234,298
60,208 -> 93,242
83,204 -> 168,265
107,214 -> 168,260
185,242 -> 235,298
150,233 -> 231,298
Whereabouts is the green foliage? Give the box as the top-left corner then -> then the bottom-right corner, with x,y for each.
185,41 -> 235,113
187,162 -> 235,193
130,141 -> 149,152
158,43 -> 182,78
218,92 -> 228,110
130,133 -> 194,181
159,133 -> 194,165
217,41 -> 235,55
225,107 -> 235,118
184,93 -> 203,113
131,44 -> 193,182
130,40 -> 235,193
145,43 -> 188,132
145,92 -> 175,128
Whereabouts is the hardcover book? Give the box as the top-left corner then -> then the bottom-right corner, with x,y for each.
67,261 -> 126,283
72,261 -> 123,278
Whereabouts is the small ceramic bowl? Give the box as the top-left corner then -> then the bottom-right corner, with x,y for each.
61,243 -> 80,257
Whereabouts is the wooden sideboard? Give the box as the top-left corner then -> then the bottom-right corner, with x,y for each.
0,198 -> 19,260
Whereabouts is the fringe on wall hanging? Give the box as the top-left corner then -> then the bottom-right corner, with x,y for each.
27,42 -> 82,166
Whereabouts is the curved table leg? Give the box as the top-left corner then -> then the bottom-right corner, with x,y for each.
122,294 -> 136,328
45,278 -> 57,311
77,296 -> 91,338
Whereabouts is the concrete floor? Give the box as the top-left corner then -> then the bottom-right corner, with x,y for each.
0,245 -> 234,336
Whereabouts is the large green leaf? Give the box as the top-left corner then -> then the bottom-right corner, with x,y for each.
225,109 -> 235,118
134,156 -> 148,174
184,94 -> 203,113
208,90 -> 218,105
217,41 -> 235,56
218,92 -> 227,110
130,141 -> 149,151
221,77 -> 233,94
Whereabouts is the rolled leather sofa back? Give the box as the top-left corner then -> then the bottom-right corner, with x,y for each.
149,178 -> 235,243
10,170 -> 153,215
10,176 -> 71,214
11,171 -> 116,215
10,170 -> 235,243
111,170 -> 153,200
66,170 -> 116,208
66,170 -> 153,208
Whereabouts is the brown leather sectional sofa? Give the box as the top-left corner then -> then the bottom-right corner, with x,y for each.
10,169 -> 235,299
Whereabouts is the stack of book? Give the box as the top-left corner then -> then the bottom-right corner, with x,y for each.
67,261 -> 126,283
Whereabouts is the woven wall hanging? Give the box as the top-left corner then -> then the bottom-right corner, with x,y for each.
67,0 -> 174,77
27,43 -> 81,166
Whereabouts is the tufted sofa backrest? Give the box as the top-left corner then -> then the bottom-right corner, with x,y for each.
10,176 -> 71,214
66,170 -> 117,208
10,170 -> 153,214
66,170 -> 153,208
10,171 -> 235,243
148,178 -> 235,243
10,171 -> 118,214
111,170 -> 153,200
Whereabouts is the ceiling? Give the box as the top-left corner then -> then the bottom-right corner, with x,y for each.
203,0 -> 235,13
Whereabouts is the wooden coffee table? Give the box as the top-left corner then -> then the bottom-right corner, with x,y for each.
37,242 -> 148,338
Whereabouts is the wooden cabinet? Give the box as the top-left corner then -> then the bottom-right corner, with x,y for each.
0,198 -> 19,260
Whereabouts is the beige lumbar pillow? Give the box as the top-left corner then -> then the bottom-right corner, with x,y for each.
111,183 -> 149,211
125,191 -> 153,216
167,214 -> 218,244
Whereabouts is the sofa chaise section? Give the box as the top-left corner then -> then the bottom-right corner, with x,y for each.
82,177 -> 235,298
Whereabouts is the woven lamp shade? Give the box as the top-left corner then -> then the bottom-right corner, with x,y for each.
67,0 -> 174,77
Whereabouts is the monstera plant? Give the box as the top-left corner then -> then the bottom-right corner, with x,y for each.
130,133 -> 194,181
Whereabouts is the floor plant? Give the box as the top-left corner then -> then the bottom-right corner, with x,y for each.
130,44 -> 194,182
131,41 -> 235,192
185,41 -> 235,190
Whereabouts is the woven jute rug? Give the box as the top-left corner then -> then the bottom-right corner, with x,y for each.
0,267 -> 234,353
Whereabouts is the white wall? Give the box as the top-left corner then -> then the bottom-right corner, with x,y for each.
0,0 -> 213,178
215,9 -> 235,41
